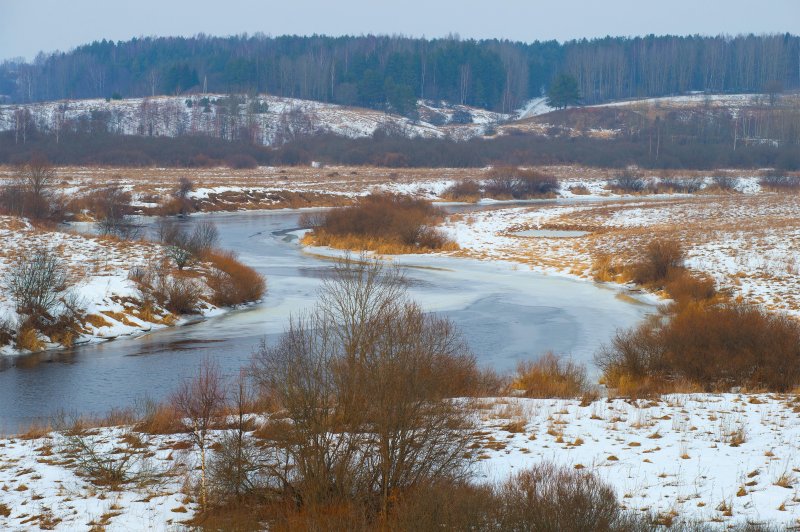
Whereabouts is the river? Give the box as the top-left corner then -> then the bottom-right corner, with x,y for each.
0,208 -> 653,433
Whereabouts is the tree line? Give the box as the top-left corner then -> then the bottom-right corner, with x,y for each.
2,33 -> 798,112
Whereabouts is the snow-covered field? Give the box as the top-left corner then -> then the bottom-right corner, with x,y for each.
478,394 -> 800,527
439,178 -> 800,317
3,393 -> 800,529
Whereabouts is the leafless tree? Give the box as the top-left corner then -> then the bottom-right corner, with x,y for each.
251,256 -> 477,516
2,155 -> 56,219
173,177 -> 195,216
95,185 -> 140,239
172,359 -> 226,510
208,371 -> 263,503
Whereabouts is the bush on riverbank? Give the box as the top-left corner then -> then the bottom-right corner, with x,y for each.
483,167 -> 559,199
512,353 -> 588,398
303,193 -> 458,253
441,180 -> 481,202
598,302 -> 800,395
206,251 -> 266,306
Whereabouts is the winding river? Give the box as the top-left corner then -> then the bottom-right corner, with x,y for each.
0,207 -> 653,433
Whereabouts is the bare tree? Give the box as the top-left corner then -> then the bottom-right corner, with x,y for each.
251,256 -> 477,516
94,185 -> 140,239
172,359 -> 226,510
208,371 -> 262,503
173,177 -> 194,217
3,155 -> 56,219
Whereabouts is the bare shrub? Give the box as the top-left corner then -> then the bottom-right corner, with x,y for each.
711,174 -> 739,191
631,238 -> 684,286
598,303 -> 800,393
63,429 -> 172,490
0,317 -> 13,347
88,185 -> 140,239
664,270 -> 717,306
4,245 -> 69,318
156,219 -> 219,269
311,193 -> 456,252
250,257 -> 477,517
164,176 -> 195,216
484,167 -> 559,199
160,276 -> 203,314
206,250 -> 266,306
760,172 -> 800,191
441,180 -> 481,202
131,263 -> 202,315
657,177 -> 704,193
609,168 -> 646,193
208,373 -> 263,504
496,463 -> 623,531
3,246 -> 84,347
513,353 -> 588,398
172,358 -> 227,510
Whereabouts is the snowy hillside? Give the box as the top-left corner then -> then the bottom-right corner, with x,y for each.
0,95 -> 508,145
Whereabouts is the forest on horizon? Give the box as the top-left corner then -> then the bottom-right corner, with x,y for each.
1,33 -> 799,112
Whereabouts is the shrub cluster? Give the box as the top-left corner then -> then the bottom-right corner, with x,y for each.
608,168 -> 646,192
1,245 -> 84,351
307,193 -> 456,252
598,302 -> 800,394
130,264 -> 204,315
440,179 -> 481,202
484,167 -> 559,199
655,177 -> 704,193
760,172 -> 800,191
206,251 -> 266,306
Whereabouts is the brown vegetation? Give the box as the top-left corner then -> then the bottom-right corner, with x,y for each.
598,303 -> 800,394
512,353 -> 588,398
206,251 -> 266,306
305,193 -> 457,253
248,259 -> 478,521
441,179 -> 481,202
484,167 -> 559,199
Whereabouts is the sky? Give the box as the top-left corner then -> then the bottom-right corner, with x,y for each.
1,0 -> 799,61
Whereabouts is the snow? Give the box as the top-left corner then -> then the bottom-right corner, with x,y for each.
516,97 -> 556,119
477,394 -> 800,527
0,216 -> 225,356
3,393 -> 800,528
0,94 -> 508,146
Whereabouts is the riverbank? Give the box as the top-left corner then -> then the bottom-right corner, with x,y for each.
0,216 -> 260,357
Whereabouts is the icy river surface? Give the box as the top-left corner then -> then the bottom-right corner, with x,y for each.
0,208 -> 653,433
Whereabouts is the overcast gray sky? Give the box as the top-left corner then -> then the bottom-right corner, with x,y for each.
1,0 -> 798,61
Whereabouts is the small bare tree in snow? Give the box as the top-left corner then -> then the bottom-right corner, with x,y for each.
171,359 -> 226,510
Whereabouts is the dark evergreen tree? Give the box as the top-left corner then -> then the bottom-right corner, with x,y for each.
546,74 -> 581,109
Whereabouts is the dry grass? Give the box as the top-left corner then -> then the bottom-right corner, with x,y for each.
512,353 -> 588,398
441,180 -> 481,202
306,193 -> 458,253
15,326 -> 44,352
205,250 -> 266,306
134,403 -> 184,435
